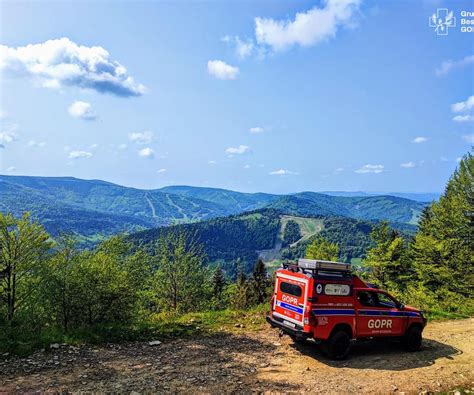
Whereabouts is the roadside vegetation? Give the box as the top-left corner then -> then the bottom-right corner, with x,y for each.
0,152 -> 472,356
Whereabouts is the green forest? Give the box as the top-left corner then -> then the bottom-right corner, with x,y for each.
0,175 -> 425,246
0,152 -> 472,355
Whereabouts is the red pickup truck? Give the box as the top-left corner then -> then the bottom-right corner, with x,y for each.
266,259 -> 427,359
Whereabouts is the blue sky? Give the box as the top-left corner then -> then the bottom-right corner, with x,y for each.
0,0 -> 472,194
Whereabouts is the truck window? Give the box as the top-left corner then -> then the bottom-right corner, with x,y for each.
357,291 -> 376,307
358,291 -> 397,308
324,283 -> 351,296
375,292 -> 397,308
280,282 -> 302,297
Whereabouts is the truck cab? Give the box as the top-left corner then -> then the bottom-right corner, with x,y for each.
266,259 -> 427,359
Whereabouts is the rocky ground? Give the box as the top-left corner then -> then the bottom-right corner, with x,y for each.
1,318 -> 473,393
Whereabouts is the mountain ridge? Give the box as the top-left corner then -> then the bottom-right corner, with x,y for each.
0,175 -> 428,244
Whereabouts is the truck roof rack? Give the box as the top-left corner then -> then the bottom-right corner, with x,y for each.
297,259 -> 351,272
282,259 -> 352,279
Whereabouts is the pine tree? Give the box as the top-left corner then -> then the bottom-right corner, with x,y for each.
252,259 -> 269,304
233,259 -> 248,309
212,265 -> 226,300
410,151 -> 473,305
363,222 -> 410,290
283,220 -> 302,246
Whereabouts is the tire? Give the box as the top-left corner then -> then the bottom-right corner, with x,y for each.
326,330 -> 351,360
403,326 -> 422,352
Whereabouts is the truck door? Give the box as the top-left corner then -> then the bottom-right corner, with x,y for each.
355,290 -> 407,337
273,273 -> 308,328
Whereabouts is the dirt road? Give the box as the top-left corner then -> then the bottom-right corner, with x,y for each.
1,318 -> 473,393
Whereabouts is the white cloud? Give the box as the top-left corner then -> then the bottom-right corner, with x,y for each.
118,143 -> 127,150
462,134 -> 474,144
249,126 -> 265,134
269,169 -> 299,175
89,143 -> 98,149
129,131 -> 154,144
355,164 -> 384,174
0,125 -> 19,145
225,144 -> 250,155
435,55 -> 474,76
254,0 -> 360,52
243,164 -> 251,169
6,166 -> 16,172
412,136 -> 428,144
222,36 -> 254,59
68,101 -> 97,120
138,147 -> 154,158
335,167 -> 344,172
157,168 -> 167,174
453,115 -> 474,122
451,95 -> 474,113
27,140 -> 46,148
400,161 -> 416,168
68,150 -> 93,159
0,38 -> 146,97
207,60 -> 239,80
208,160 -> 217,165
0,131 -> 18,144
235,37 -> 254,59
0,109 -> 7,119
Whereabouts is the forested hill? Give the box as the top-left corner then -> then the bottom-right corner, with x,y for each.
159,186 -> 426,224
269,192 -> 424,224
1,175 -> 426,244
130,209 -> 281,272
159,185 -> 279,212
0,175 -> 230,240
129,209 -> 416,275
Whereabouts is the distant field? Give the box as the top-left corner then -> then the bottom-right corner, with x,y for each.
260,215 -> 323,270
408,207 -> 422,225
279,215 -> 323,246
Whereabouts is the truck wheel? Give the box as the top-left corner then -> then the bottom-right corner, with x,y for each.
403,326 -> 422,351
327,330 -> 351,360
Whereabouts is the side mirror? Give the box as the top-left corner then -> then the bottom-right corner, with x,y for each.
398,303 -> 405,310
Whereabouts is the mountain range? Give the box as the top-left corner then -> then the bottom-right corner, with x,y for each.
0,175 -> 429,244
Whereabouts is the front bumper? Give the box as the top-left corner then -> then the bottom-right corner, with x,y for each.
266,315 -> 311,340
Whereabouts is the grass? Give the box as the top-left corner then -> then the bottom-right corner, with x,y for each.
350,257 -> 363,266
425,309 -> 473,321
1,302 -> 470,357
0,305 -> 269,357
279,215 -> 323,243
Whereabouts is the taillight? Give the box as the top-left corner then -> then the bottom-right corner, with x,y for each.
304,302 -> 314,326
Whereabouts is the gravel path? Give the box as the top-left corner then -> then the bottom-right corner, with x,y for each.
1,318 -> 473,393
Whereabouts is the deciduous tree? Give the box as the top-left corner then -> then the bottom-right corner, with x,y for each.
0,213 -> 52,323
305,236 -> 339,261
